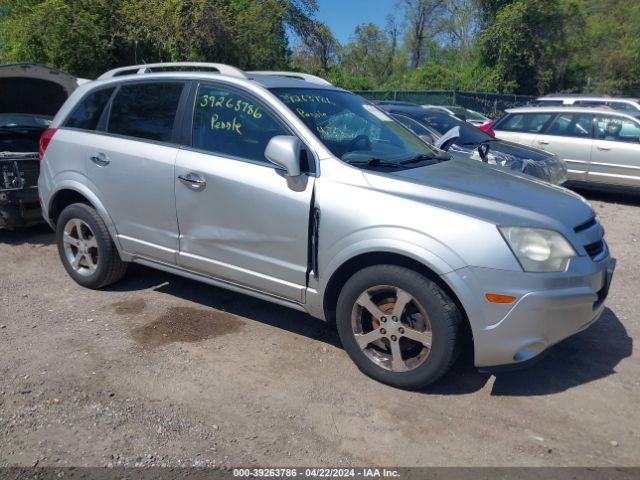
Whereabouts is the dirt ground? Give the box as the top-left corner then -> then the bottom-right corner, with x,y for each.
1,188 -> 639,468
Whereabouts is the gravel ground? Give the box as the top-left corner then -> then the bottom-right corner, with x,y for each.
0,189 -> 639,468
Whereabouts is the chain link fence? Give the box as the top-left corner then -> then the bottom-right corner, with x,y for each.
353,90 -> 535,119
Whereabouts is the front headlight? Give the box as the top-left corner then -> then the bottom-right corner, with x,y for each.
499,226 -> 577,272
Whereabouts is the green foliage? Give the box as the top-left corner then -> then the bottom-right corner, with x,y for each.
0,0 -> 316,77
1,0 -> 639,95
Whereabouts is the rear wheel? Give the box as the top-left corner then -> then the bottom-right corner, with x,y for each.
56,203 -> 127,289
336,265 -> 462,389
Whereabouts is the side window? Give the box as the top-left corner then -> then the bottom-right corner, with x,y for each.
107,82 -> 184,142
595,115 -> 640,143
498,113 -> 553,133
193,84 -> 288,163
64,88 -> 115,130
545,113 -> 592,138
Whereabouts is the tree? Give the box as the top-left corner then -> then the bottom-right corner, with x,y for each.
292,21 -> 339,73
340,21 -> 401,84
479,0 -> 570,95
399,0 -> 444,68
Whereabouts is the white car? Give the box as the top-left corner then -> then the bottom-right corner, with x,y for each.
493,106 -> 640,189
533,95 -> 640,114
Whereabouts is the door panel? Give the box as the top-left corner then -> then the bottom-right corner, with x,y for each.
86,81 -> 185,263
174,150 -> 313,301
533,112 -> 593,182
86,135 -> 180,263
174,82 -> 314,302
532,135 -> 592,182
589,115 -> 640,187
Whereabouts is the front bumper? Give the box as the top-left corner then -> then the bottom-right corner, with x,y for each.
444,253 -> 615,368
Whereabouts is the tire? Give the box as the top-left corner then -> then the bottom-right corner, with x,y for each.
56,203 -> 127,289
336,264 -> 462,390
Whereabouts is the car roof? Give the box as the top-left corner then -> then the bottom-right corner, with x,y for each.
504,106 -> 639,119
537,94 -> 639,102
93,63 -> 336,91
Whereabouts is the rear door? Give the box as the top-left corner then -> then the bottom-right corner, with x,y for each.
533,112 -> 593,181
589,114 -> 640,187
86,81 -> 186,263
174,82 -> 315,302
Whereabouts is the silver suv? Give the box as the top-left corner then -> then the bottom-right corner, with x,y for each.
38,63 -> 615,389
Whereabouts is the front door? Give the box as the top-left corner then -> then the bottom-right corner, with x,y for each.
174,83 -> 315,302
589,114 -> 640,188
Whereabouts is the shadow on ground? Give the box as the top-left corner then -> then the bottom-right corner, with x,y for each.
113,266 -> 632,396
0,223 -> 54,246
109,264 -> 341,348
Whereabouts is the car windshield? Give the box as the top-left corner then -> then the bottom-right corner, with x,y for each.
271,88 -> 442,169
0,114 -> 52,128
418,111 -> 492,145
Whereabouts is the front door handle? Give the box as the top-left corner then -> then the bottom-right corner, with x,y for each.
90,153 -> 110,166
597,145 -> 611,151
178,172 -> 206,191
537,140 -> 550,145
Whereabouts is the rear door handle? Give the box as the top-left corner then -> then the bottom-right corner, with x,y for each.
178,172 -> 206,191
90,153 -> 110,166
597,145 -> 611,151
537,140 -> 549,145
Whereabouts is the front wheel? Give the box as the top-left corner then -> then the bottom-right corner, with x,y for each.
336,265 -> 462,389
56,203 -> 127,289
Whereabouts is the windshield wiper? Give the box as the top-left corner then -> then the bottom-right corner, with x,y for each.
347,158 -> 407,169
400,154 -> 448,166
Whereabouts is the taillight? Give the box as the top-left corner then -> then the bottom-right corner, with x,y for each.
480,121 -> 496,137
39,128 -> 58,160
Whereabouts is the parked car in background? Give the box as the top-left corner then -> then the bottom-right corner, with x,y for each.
39,62 -> 613,389
0,63 -> 81,229
532,94 -> 640,115
422,105 -> 491,126
376,102 -> 567,185
493,106 -> 640,189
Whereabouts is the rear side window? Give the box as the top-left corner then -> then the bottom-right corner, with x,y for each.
107,82 -> 184,142
192,84 -> 288,163
497,113 -> 553,133
64,88 -> 115,130
544,113 -> 592,138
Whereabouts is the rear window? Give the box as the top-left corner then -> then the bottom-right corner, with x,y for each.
107,82 -> 184,142
496,113 -> 553,133
64,88 -> 115,131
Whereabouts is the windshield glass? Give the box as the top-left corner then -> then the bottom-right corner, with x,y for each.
418,112 -> 492,145
0,114 -> 51,128
271,88 -> 441,168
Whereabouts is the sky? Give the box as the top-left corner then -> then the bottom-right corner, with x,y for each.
315,0 -> 397,44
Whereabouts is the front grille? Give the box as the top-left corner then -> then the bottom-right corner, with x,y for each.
584,240 -> 604,259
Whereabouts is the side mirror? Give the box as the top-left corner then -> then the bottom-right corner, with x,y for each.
265,136 -> 302,177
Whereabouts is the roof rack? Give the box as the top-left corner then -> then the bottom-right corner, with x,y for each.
247,71 -> 332,86
98,62 -> 248,80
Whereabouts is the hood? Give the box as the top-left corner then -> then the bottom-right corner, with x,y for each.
455,139 -> 551,162
0,63 -> 79,117
364,158 -> 593,230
